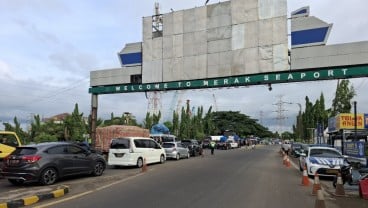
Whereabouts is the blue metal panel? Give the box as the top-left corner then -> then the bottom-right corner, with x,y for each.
291,27 -> 329,46
294,9 -> 307,15
119,52 -> 142,65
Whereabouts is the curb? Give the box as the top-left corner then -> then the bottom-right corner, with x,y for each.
0,186 -> 69,208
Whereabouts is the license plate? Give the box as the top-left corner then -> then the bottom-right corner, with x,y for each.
326,169 -> 339,174
114,153 -> 125,158
8,159 -> 20,166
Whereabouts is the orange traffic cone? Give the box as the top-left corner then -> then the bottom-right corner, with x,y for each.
285,156 -> 291,168
333,173 -> 345,197
141,158 -> 148,172
312,173 -> 321,195
301,166 -> 310,186
314,189 -> 326,208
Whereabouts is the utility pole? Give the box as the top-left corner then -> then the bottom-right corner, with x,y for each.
259,110 -> 264,125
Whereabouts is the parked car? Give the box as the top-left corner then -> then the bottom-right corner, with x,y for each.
202,138 -> 211,149
162,142 -> 190,160
290,142 -> 303,157
181,139 -> 203,156
226,139 -> 239,149
0,142 -> 106,185
108,137 -> 166,168
298,146 -> 346,176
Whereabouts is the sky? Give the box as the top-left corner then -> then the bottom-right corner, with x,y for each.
0,0 -> 367,133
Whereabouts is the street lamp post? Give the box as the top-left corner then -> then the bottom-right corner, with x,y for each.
353,101 -> 357,141
286,102 -> 302,140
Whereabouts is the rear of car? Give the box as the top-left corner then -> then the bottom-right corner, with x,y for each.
108,137 -> 166,168
162,142 -> 189,160
0,142 -> 106,185
299,146 -> 345,176
290,142 -> 303,157
181,139 -> 202,156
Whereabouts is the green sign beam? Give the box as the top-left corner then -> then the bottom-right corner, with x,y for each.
89,65 -> 368,95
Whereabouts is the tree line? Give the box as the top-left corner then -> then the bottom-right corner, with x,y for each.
1,79 -> 355,143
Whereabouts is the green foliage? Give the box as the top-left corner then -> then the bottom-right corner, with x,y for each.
331,80 -> 356,116
33,132 -> 58,143
292,80 -> 356,142
64,103 -> 87,141
143,112 -> 153,129
210,111 -> 273,138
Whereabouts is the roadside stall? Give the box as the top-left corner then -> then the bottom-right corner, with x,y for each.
327,113 -> 368,167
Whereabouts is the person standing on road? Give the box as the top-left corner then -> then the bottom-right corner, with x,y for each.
210,141 -> 216,155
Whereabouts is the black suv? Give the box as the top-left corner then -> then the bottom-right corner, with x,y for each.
181,139 -> 203,156
0,142 -> 106,185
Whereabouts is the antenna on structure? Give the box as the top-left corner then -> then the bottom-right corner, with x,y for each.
152,2 -> 163,37
212,94 -> 218,112
147,91 -> 162,117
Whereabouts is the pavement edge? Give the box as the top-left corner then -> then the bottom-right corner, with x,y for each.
0,185 -> 69,208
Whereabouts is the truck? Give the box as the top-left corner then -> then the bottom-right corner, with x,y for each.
0,131 -> 22,160
94,125 -> 150,157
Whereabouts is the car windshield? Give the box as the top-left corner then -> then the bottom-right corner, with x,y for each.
309,149 -> 342,158
162,143 -> 175,148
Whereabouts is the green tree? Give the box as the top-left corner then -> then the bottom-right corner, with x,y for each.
143,112 -> 153,129
172,111 -> 179,136
331,79 -> 356,116
64,103 -> 87,141
33,132 -> 58,143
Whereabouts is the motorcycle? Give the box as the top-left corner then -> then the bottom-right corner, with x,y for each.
333,162 -> 368,188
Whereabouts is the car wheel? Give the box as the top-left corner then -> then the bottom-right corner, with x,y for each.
176,153 -> 180,160
160,154 -> 165,164
8,179 -> 24,186
40,167 -> 58,185
137,158 -> 143,168
92,161 -> 105,176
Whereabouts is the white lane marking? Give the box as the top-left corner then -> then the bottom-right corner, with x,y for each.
33,172 -> 145,208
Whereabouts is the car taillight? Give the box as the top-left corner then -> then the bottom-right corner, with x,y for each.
3,155 -> 11,162
22,155 -> 41,163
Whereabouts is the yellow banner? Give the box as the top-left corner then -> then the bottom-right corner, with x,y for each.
337,113 -> 364,130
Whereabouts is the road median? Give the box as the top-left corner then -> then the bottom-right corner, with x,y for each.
0,185 -> 69,208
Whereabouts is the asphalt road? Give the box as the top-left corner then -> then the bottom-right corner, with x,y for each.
1,146 -> 366,208
32,146 -> 324,208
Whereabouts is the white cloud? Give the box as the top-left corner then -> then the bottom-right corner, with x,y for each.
0,0 -> 367,134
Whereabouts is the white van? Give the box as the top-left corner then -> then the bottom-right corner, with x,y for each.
108,137 -> 166,168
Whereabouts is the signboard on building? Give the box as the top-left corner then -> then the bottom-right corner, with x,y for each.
336,113 -> 364,130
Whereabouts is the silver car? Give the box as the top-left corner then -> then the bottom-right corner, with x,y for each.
162,142 -> 190,160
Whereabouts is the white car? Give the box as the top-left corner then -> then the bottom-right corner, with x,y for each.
299,146 -> 345,177
108,137 -> 166,168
